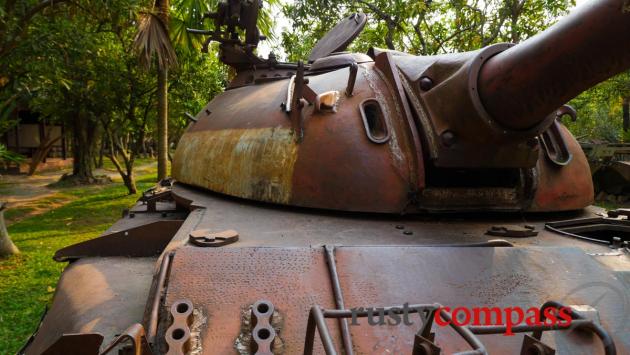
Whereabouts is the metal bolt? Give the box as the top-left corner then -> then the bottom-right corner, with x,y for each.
527,137 -> 539,148
612,237 -> 622,249
404,230 -> 413,235
441,130 -> 456,147
395,225 -> 405,229
419,76 -> 433,91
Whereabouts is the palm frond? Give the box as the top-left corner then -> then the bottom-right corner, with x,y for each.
134,11 -> 178,70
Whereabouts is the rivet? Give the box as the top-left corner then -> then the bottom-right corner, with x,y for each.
441,130 -> 456,147
419,76 -> 433,91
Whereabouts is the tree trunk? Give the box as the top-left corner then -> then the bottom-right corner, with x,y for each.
71,113 -> 97,182
28,128 -> 62,176
157,67 -> 168,180
123,173 -> 138,195
103,124 -> 139,195
105,149 -> 137,195
623,96 -> 629,132
0,202 -> 19,257
97,137 -> 105,168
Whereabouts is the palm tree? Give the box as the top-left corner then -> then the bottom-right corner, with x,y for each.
134,0 -> 177,181
134,0 -> 279,181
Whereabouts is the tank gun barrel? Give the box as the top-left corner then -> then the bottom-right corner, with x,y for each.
478,0 -> 630,130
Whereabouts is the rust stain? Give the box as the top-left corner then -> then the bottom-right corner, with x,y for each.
364,65 -> 406,176
529,124 -> 593,211
173,128 -> 299,204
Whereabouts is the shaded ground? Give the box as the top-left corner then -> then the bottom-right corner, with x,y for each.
0,162 -> 158,354
0,159 -> 156,224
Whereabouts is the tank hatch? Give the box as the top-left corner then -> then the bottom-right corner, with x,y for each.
308,13 -> 367,63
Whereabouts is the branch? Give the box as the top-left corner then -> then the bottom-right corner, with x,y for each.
412,19 -> 428,55
1,0 -> 68,58
435,25 -> 476,51
356,0 -> 405,31
103,127 -> 126,178
482,3 -> 510,46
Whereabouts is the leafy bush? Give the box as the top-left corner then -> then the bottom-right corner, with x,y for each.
0,144 -> 25,165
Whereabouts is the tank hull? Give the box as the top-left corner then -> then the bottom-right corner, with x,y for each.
22,184 -> 630,355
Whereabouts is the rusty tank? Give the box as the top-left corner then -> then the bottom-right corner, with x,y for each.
19,0 -> 630,354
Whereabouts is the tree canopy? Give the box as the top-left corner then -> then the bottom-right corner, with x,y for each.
281,0 -> 630,141
0,0 -> 228,191
281,0 -> 576,59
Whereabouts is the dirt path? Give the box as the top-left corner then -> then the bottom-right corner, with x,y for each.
0,162 -> 156,223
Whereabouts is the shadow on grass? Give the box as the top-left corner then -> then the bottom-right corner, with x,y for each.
0,167 -> 158,354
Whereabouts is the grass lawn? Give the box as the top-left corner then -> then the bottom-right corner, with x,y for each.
0,168 -> 158,354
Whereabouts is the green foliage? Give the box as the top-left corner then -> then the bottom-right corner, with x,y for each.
282,0 -> 628,142
0,0 -> 232,155
0,143 -> 24,164
170,0 -> 220,53
568,70 -> 630,142
281,0 -> 575,61
168,47 -> 227,140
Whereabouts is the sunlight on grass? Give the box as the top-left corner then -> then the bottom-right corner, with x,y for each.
0,168 -> 158,353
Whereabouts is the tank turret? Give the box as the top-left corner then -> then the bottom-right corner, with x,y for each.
173,0 -> 630,213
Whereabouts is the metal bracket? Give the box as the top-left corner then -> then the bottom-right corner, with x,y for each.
413,307 -> 441,355
486,225 -> 538,238
101,323 -> 154,355
251,300 -> 276,355
53,220 -> 184,262
539,105 -> 576,166
184,112 -> 198,123
520,334 -> 555,355
286,61 -> 315,142
165,299 -> 194,355
189,229 -> 239,247
41,334 -> 103,355
40,324 -> 153,355
141,188 -> 174,213
412,334 -> 441,355
546,217 -> 630,246
607,208 -> 630,218
346,62 -> 358,97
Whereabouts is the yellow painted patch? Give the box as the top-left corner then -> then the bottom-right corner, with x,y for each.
172,128 -> 298,204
